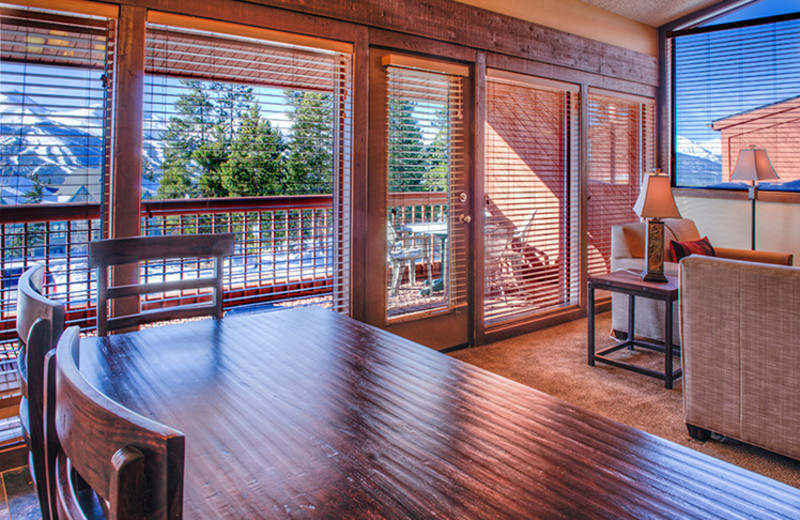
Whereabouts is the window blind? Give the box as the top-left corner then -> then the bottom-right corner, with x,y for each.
143,20 -> 352,314
0,1 -> 114,446
587,91 -> 655,279
672,16 -> 800,189
385,63 -> 466,318
0,5 -> 114,206
484,74 -> 580,326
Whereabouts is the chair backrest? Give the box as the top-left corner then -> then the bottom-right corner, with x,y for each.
89,234 -> 235,335
44,326 -> 185,519
16,264 -> 64,520
512,209 -> 538,243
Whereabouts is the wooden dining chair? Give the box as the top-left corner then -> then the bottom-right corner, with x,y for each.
16,264 -> 64,520
43,326 -> 185,519
89,233 -> 235,335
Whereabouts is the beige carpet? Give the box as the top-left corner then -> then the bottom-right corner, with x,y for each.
449,311 -> 800,489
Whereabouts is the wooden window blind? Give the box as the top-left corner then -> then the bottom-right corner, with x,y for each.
0,4 -> 115,206
484,73 -> 580,326
587,91 -> 655,279
0,1 -> 115,447
672,15 -> 800,189
143,19 -> 352,314
385,63 -> 466,317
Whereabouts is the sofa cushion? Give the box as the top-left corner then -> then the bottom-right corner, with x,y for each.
671,236 -> 715,262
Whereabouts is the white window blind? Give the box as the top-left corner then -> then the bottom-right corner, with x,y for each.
484,74 -> 580,326
0,4 -> 115,206
672,15 -> 800,189
587,91 -> 655,279
143,19 -> 352,314
385,63 -> 466,317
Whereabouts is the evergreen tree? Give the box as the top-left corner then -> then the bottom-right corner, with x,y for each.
424,105 -> 450,192
24,171 -> 45,204
388,99 -> 427,192
156,81 -> 214,199
156,81 -> 256,199
285,91 -> 333,194
220,105 -> 287,196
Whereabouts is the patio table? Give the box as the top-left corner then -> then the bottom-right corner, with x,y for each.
400,222 -> 448,294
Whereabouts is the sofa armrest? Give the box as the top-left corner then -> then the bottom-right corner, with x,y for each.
715,247 -> 793,266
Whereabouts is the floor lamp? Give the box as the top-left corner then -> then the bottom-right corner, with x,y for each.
633,171 -> 682,283
730,145 -> 779,251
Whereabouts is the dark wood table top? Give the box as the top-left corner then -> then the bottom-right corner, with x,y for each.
589,270 -> 680,298
80,307 -> 800,519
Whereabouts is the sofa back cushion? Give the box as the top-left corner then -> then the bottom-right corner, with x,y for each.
611,218 -> 701,260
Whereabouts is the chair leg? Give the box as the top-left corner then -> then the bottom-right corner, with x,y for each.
391,263 -> 401,296
408,260 -> 416,286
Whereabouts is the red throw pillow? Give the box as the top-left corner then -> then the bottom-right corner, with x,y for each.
666,244 -> 676,263
670,236 -> 715,262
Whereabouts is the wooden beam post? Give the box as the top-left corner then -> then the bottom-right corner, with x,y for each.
110,5 -> 146,323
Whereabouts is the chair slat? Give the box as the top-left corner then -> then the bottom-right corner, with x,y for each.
90,234 -> 234,335
106,277 -> 220,299
89,234 -> 234,266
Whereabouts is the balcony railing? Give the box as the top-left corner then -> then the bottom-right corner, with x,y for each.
1,191 -> 450,342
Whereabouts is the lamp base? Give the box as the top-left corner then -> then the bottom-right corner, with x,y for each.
641,271 -> 668,283
642,218 -> 669,283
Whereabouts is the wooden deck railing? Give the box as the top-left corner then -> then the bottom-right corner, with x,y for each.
1,191 -> 449,345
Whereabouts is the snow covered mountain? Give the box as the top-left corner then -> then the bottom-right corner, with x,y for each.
675,135 -> 722,186
0,91 -> 163,205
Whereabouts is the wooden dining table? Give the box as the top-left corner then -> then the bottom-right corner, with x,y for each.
79,306 -> 800,519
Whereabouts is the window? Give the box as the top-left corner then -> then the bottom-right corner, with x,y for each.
0,4 -> 114,206
484,72 -> 580,325
142,14 -> 352,312
672,10 -> 800,190
384,59 -> 466,318
587,91 -> 655,277
0,0 -> 115,443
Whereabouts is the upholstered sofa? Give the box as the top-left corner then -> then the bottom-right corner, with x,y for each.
680,255 -> 800,460
610,218 -> 793,343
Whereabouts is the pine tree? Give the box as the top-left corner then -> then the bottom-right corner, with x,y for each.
156,81 -> 256,199
24,171 -> 45,203
285,91 -> 333,194
220,105 -> 287,196
424,105 -> 450,193
388,99 -> 427,192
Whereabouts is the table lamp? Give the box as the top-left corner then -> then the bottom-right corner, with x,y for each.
730,145 -> 778,250
633,170 -> 682,282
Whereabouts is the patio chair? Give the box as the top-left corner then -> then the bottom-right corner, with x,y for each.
43,326 -> 185,519
16,263 -> 64,520
89,233 -> 235,335
388,222 -> 432,296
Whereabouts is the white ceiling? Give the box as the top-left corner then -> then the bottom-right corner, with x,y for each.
578,0 -> 730,26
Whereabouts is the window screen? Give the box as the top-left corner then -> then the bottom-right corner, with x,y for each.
587,91 -> 655,278
672,15 -> 800,190
143,18 -> 352,313
484,74 -> 580,326
385,63 -> 466,318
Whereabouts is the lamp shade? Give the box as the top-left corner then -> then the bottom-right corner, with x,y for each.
633,172 -> 682,219
730,146 -> 779,181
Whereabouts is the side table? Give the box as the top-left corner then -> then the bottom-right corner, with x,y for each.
588,270 -> 681,389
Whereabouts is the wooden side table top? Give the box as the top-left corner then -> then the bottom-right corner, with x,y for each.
589,270 -> 679,299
